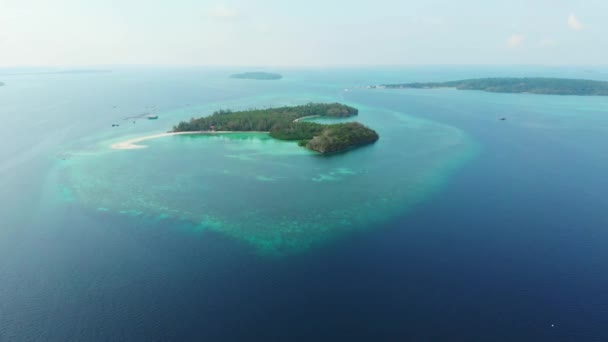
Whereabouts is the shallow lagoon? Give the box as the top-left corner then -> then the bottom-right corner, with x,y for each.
59,99 -> 476,255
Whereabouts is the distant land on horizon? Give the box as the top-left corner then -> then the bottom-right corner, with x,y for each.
0,69 -> 110,76
230,72 -> 283,80
372,77 -> 608,96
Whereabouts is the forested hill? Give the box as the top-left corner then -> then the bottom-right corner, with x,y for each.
373,78 -> 608,96
172,103 -> 358,132
172,103 -> 378,154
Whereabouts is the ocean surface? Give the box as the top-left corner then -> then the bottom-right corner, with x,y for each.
1,66 -> 608,341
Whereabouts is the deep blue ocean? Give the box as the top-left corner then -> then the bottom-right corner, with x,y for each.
1,66 -> 608,341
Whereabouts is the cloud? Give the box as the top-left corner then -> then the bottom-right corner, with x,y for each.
507,34 -> 525,48
568,14 -> 583,31
539,38 -> 558,47
208,5 -> 239,20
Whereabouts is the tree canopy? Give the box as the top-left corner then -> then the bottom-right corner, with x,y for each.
172,103 -> 378,154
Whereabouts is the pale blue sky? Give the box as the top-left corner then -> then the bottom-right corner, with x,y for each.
0,0 -> 605,66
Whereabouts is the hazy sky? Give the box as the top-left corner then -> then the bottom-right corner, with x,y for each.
0,0 -> 606,66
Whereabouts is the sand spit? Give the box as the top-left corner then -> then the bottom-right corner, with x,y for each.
111,131 -> 268,150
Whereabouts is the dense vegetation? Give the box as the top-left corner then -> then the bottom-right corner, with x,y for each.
172,103 -> 378,153
375,77 -> 608,96
300,122 -> 379,153
230,72 -> 283,80
172,103 -> 358,132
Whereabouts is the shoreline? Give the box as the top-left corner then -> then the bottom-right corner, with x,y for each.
293,115 -> 320,122
111,131 -> 269,150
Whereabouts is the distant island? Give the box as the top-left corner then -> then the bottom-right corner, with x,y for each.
372,77 -> 608,96
230,72 -> 283,80
172,103 -> 379,154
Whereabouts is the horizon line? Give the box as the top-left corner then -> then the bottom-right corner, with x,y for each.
1,63 -> 608,69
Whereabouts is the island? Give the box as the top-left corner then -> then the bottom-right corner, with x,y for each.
372,77 -> 608,96
172,103 -> 379,154
230,72 -> 283,80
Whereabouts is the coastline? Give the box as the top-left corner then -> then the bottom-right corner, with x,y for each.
111,131 -> 269,150
293,115 -> 320,122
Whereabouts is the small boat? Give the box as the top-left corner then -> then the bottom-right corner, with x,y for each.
147,115 -> 159,120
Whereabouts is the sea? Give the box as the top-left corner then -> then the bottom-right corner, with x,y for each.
1,66 -> 608,341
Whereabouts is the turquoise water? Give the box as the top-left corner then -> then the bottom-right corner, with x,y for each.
2,66 -> 608,340
59,97 -> 475,255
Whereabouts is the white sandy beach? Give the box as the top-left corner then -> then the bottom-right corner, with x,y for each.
293,115 -> 320,122
112,114 -> 327,150
111,131 -> 269,150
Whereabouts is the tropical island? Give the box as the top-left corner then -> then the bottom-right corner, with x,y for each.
172,103 -> 379,154
230,72 -> 283,80
372,77 -> 608,96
